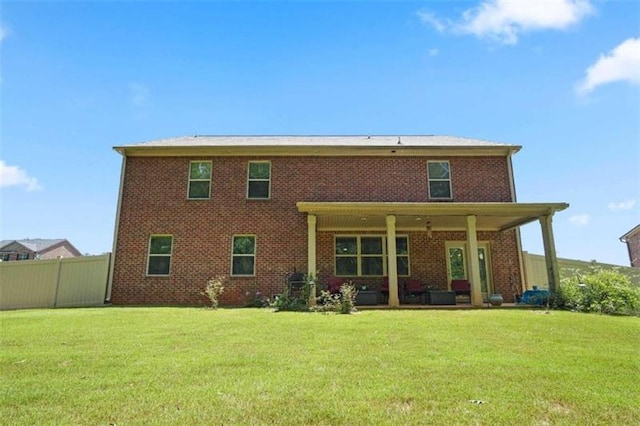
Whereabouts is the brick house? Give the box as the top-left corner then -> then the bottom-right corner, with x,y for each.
620,225 -> 640,268
108,135 -> 568,307
0,239 -> 82,261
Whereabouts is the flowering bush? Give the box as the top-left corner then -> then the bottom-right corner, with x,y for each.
202,276 -> 226,309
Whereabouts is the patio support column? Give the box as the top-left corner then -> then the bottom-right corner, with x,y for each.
540,214 -> 560,293
466,215 -> 484,307
386,215 -> 400,307
307,214 -> 317,306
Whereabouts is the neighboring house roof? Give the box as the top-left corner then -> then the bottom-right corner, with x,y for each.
114,135 -> 522,157
0,239 -> 82,256
620,224 -> 640,242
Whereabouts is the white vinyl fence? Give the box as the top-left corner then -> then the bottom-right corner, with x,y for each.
0,254 -> 110,310
523,252 -> 640,289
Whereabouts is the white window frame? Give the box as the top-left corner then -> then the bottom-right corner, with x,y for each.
427,160 -> 452,200
334,235 -> 410,277
187,161 -> 212,200
445,241 -> 493,295
231,234 -> 256,276
146,235 -> 173,276
246,161 -> 271,200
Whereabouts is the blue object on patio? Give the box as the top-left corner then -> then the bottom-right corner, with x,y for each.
521,289 -> 549,305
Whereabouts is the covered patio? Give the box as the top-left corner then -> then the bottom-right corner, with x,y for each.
298,202 -> 569,307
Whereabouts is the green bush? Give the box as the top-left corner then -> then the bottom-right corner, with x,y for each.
312,282 -> 357,314
553,268 -> 640,316
270,274 -> 314,312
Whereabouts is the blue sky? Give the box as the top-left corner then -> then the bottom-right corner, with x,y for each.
1,1 -> 638,266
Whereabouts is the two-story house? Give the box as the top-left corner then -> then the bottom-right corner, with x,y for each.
108,135 -> 568,307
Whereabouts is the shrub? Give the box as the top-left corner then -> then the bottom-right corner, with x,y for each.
311,282 -> 357,314
553,268 -> 640,316
270,293 -> 309,312
202,276 -> 226,309
270,274 -> 314,312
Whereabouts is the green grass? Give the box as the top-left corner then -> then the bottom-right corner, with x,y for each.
2,308 -> 639,425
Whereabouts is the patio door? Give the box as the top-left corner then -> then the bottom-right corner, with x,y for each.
446,242 -> 493,299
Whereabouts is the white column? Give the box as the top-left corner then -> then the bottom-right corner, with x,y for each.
466,215 -> 484,307
307,215 -> 317,306
540,214 -> 560,293
386,215 -> 400,307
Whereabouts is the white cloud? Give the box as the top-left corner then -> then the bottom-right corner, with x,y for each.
569,214 -> 590,226
428,48 -> 439,56
608,199 -> 636,211
575,38 -> 640,95
419,0 -> 594,45
129,82 -> 150,108
0,23 -> 9,43
0,161 -> 43,191
417,11 -> 447,33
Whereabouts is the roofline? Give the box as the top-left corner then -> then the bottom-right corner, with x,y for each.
620,224 -> 640,242
114,145 -> 521,157
296,201 -> 569,231
114,135 -> 522,157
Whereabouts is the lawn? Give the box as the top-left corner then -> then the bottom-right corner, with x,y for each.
2,307 -> 639,425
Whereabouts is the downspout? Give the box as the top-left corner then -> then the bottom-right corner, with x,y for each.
507,151 -> 527,296
105,152 -> 127,303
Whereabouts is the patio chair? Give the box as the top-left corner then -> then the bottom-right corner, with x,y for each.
327,276 -> 344,295
451,279 -> 472,303
380,277 -> 389,303
404,279 -> 426,304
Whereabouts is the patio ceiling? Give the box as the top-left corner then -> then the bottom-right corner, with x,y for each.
297,202 -> 569,232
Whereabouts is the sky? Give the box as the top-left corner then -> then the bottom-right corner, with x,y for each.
1,0 -> 639,266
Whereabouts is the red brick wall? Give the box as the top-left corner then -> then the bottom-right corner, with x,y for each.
626,232 -> 640,268
111,155 -> 520,305
316,230 -> 521,302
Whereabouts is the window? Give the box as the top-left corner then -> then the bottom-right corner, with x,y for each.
147,235 -> 172,276
17,253 -> 29,261
334,236 -> 409,277
231,235 -> 256,276
247,161 -> 271,199
1,254 -> 9,261
396,237 -> 410,276
188,161 -> 212,199
428,161 -> 452,199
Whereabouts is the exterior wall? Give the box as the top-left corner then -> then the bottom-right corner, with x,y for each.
317,230 -> 521,302
39,244 -> 82,260
625,232 -> 640,268
0,242 -> 35,261
0,241 -> 81,261
111,155 -> 517,306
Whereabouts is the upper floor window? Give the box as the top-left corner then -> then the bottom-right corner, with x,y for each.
247,161 -> 271,199
188,161 -> 212,199
147,235 -> 172,276
428,161 -> 452,199
231,235 -> 256,276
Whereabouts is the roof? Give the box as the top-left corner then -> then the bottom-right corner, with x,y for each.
620,224 -> 640,242
114,135 -> 522,157
0,239 -> 75,253
296,202 -> 569,232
